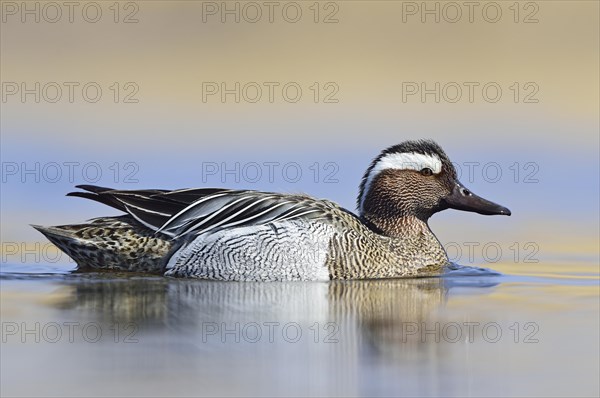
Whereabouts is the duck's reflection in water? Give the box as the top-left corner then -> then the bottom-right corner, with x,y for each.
49,273 -> 498,356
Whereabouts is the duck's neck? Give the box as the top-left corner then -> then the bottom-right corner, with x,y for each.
362,213 -> 431,238
361,213 -> 449,267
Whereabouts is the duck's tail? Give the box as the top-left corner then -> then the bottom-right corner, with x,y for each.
32,216 -> 173,273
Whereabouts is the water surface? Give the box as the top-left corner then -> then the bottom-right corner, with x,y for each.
1,261 -> 598,397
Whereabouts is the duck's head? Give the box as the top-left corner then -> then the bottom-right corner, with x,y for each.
358,140 -> 510,232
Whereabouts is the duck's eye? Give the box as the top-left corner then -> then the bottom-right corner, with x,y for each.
420,168 -> 434,176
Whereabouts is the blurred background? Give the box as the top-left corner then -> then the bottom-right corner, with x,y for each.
0,2 -> 599,396
1,1 -> 598,267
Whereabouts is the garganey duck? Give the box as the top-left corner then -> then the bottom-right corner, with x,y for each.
33,140 -> 510,280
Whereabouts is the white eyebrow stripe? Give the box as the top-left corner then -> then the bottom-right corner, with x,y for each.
372,152 -> 443,175
359,152 -> 443,213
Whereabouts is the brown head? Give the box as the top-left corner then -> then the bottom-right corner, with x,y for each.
357,140 -> 510,234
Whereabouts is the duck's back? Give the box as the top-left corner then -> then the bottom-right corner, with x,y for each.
35,185 -> 372,280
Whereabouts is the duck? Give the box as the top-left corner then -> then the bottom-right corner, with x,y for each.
33,140 -> 510,281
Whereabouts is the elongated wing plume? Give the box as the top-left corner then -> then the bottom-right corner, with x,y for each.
68,185 -> 331,239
